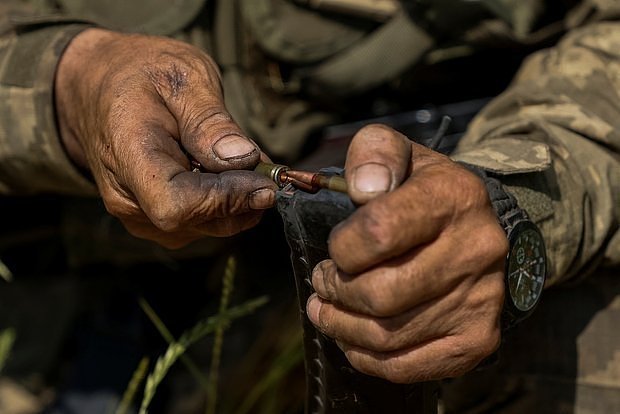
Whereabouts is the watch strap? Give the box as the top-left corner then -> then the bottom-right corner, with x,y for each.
458,163 -> 528,232
458,162 -> 538,331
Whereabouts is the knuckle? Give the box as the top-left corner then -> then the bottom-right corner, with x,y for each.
381,360 -> 416,384
494,228 -> 510,258
480,327 -> 502,357
461,325 -> 501,368
202,175 -> 240,218
471,327 -> 500,362
477,224 -> 510,263
100,190 -> 137,219
475,223 -> 509,269
145,60 -> 191,98
371,326 -> 397,351
145,46 -> 221,99
183,108 -> 233,140
485,273 -> 506,308
148,200 -> 183,232
359,285 -> 397,317
453,168 -> 489,210
462,216 -> 509,268
357,206 -> 397,257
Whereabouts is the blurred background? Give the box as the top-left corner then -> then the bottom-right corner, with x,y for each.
0,194 -> 306,414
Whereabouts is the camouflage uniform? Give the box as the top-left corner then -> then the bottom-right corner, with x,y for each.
0,0 -> 619,413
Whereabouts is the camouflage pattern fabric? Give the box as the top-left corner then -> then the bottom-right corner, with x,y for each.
441,270 -> 620,414
0,0 -> 619,413
0,1 -> 95,195
453,21 -> 620,286
447,21 -> 620,413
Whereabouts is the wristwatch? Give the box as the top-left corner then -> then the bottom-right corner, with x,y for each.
462,164 -> 548,330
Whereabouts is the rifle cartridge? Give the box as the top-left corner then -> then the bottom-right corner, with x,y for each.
314,173 -> 347,193
254,162 -> 289,187
286,170 -> 348,193
255,162 -> 348,193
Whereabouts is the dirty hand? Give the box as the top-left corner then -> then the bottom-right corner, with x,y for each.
307,124 -> 508,383
55,28 -> 276,248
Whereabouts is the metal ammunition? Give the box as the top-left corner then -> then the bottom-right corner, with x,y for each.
284,170 -> 320,193
254,162 -> 289,187
255,162 -> 348,193
314,174 -> 347,193
286,170 -> 348,194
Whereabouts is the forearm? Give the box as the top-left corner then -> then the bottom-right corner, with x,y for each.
0,4 -> 96,195
453,22 -> 620,285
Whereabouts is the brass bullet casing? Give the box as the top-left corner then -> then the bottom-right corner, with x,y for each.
314,174 -> 347,193
254,162 -> 289,187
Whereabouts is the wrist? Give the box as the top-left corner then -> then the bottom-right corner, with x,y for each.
54,28 -> 119,172
460,162 -> 548,330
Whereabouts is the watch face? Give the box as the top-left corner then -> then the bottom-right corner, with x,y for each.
506,221 -> 546,312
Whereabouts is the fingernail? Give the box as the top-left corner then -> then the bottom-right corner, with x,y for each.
249,188 -> 275,210
306,294 -> 322,324
213,135 -> 257,160
353,163 -> 391,193
312,263 -> 326,296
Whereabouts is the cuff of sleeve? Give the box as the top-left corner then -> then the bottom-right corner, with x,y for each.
451,137 -> 555,224
450,137 -> 551,174
0,22 -> 98,196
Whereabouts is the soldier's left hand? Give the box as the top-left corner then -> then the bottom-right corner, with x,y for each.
306,124 -> 508,383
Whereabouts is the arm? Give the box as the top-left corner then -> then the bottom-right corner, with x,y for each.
0,3 -> 95,194
454,21 -> 620,284
53,28 -> 276,247
306,21 -> 620,382
0,5 -> 277,247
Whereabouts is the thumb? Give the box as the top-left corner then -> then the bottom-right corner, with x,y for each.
345,124 -> 412,205
178,103 -> 259,173
152,60 -> 260,173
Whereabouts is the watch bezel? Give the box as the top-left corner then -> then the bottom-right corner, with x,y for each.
503,219 -> 547,324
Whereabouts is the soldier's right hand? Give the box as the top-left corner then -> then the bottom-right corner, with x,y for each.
54,28 -> 277,248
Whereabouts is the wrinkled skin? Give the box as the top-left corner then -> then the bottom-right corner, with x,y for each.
56,29 -> 507,383
306,124 -> 508,383
55,28 -> 277,248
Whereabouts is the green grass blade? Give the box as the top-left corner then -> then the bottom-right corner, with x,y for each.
115,357 -> 150,414
206,256 -> 236,414
139,298 -> 210,389
0,259 -> 13,282
0,328 -> 16,374
138,296 -> 268,414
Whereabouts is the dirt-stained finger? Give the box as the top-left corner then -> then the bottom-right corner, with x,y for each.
345,124 -> 412,205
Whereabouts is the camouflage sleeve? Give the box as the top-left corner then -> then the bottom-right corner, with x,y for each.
0,3 -> 97,195
452,22 -> 620,286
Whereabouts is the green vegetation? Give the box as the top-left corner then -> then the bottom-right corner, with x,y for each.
0,328 -> 16,374
0,258 -> 12,282
112,255 -> 304,413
